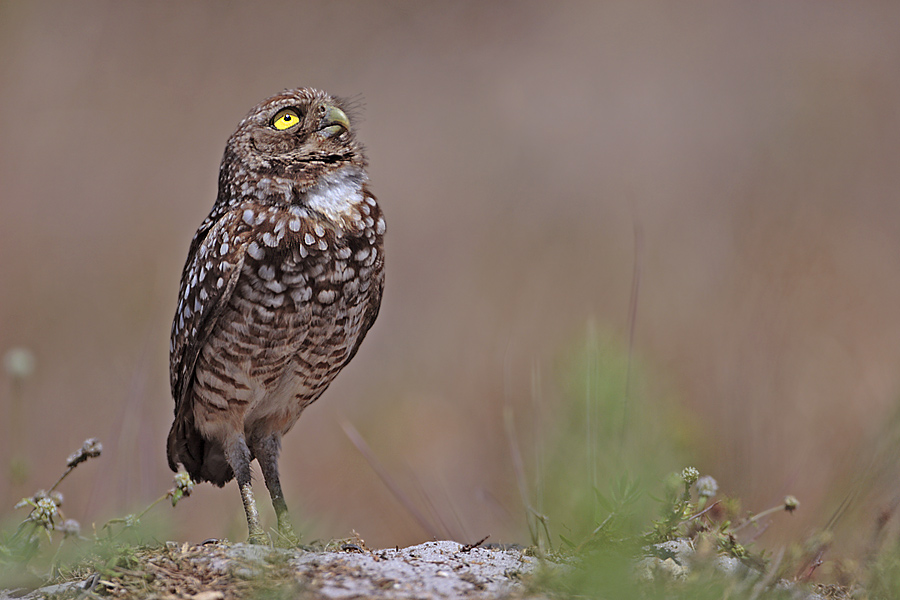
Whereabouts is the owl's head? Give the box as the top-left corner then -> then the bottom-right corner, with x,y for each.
220,87 -> 366,199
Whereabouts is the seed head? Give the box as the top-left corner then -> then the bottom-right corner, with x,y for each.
783,495 -> 799,513
67,438 -> 103,468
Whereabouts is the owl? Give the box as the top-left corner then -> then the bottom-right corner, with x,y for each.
166,88 -> 385,545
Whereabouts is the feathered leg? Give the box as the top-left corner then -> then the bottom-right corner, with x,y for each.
224,435 -> 268,545
252,434 -> 300,547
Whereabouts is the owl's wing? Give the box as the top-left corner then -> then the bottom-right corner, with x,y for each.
343,245 -> 385,367
169,211 -> 247,413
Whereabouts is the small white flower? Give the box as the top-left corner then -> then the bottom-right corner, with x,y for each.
32,497 -> 58,528
696,476 -> 719,498
175,471 -> 194,495
3,348 -> 35,379
783,495 -> 799,513
58,519 -> 81,537
681,467 -> 700,485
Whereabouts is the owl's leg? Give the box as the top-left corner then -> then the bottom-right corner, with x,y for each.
224,436 -> 268,545
252,434 -> 300,547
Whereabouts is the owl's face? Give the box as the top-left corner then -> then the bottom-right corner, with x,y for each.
222,88 -> 365,193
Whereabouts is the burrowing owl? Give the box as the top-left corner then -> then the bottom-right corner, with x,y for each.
167,88 -> 385,545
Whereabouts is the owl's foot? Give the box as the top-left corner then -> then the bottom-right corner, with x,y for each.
274,519 -> 301,548
247,530 -> 270,545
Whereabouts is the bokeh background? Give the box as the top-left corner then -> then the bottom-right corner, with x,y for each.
3,0 -> 900,558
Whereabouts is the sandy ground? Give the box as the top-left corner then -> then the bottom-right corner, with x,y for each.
2,540 -> 550,600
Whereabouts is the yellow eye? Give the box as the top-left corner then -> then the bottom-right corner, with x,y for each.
271,108 -> 301,131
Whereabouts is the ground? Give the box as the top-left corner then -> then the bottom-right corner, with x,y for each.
2,540 -> 549,600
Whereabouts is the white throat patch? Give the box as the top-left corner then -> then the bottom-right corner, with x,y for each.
305,167 -> 366,222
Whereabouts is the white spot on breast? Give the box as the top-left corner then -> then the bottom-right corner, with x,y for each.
254,303 -> 275,321
264,292 -> 285,308
289,206 -> 309,218
289,219 -> 301,232
243,209 -> 255,225
264,279 -> 286,293
199,288 -> 208,301
331,266 -> 356,283
220,243 -> 229,256
317,239 -> 328,251
376,217 -> 386,235
304,233 -> 315,246
282,271 -> 307,285
262,232 -> 277,247
308,263 -> 325,279
299,245 -> 308,258
317,289 -> 336,304
216,277 -> 224,289
247,241 -> 265,260
360,204 -> 371,215
258,264 -> 275,280
291,287 -> 312,304
336,247 -> 352,260
365,196 -> 376,207
314,224 -> 326,237
354,248 -> 370,262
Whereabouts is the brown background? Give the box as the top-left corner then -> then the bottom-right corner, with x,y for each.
3,1 -> 900,554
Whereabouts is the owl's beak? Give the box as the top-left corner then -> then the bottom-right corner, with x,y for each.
320,105 -> 350,137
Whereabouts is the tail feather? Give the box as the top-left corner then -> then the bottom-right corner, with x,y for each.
167,409 -> 233,487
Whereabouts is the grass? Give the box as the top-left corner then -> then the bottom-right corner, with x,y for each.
497,327 -> 900,599
4,333 -> 900,599
0,435 -> 196,592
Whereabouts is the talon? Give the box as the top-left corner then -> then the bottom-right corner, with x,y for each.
248,531 -> 269,545
275,522 -> 300,548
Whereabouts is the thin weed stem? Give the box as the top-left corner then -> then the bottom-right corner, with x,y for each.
340,420 -> 441,540
621,214 -> 643,454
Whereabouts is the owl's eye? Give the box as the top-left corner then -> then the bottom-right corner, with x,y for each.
271,108 -> 302,131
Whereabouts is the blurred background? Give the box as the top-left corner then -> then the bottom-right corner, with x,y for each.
3,0 -> 900,559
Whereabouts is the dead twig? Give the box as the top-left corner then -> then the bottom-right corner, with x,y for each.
460,535 -> 490,553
